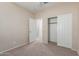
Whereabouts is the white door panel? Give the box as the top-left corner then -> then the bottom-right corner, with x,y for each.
57,13 -> 72,48
29,19 -> 37,43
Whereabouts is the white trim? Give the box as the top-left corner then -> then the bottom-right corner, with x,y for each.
57,44 -> 78,53
0,43 -> 28,54
77,50 -> 79,55
71,48 -> 77,51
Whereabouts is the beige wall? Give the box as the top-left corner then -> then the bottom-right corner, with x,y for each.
0,3 -> 33,52
77,7 -> 79,53
35,3 -> 79,51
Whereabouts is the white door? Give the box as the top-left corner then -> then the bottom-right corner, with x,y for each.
57,13 -> 72,48
36,19 -> 42,42
29,18 -> 37,43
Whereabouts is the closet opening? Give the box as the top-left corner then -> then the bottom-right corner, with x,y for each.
48,13 -> 72,49
48,17 -> 57,45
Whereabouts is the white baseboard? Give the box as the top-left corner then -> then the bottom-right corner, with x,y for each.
0,43 -> 28,54
57,44 -> 77,52
77,50 -> 79,55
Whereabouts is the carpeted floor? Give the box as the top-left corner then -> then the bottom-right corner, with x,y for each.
0,40 -> 78,56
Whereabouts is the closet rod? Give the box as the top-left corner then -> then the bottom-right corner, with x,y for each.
48,22 -> 57,24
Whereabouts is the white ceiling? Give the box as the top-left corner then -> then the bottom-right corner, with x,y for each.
15,2 -> 60,13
